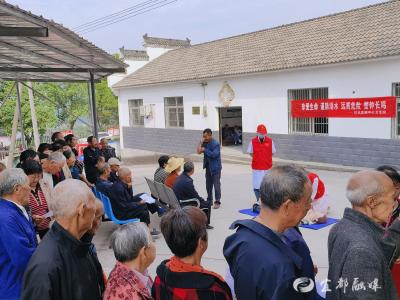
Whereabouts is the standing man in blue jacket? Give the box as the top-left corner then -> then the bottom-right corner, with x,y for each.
0,168 -> 38,300
197,128 -> 222,209
224,165 -> 321,300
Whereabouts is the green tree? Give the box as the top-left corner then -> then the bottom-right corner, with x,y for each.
35,82 -> 89,130
0,81 -> 58,146
95,79 -> 119,130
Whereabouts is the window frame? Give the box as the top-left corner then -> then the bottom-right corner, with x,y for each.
391,83 -> 400,138
288,87 -> 329,135
128,99 -> 144,127
164,96 -> 184,128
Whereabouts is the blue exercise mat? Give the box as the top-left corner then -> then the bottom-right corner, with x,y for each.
238,208 -> 339,230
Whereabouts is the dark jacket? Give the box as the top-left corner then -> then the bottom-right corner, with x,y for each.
173,172 -> 205,202
96,178 -> 113,196
202,138 -> 222,175
100,146 -> 116,162
0,199 -> 37,300
83,146 -> 102,183
109,171 -> 118,183
81,233 -> 106,297
327,208 -> 400,300
152,259 -> 232,300
21,221 -> 102,300
224,219 -> 319,300
108,179 -> 148,222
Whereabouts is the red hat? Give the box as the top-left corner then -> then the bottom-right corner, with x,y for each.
256,124 -> 267,134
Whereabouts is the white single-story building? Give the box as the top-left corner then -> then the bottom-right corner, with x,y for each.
110,1 -> 400,168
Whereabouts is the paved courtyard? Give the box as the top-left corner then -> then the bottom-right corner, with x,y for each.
94,161 -> 354,285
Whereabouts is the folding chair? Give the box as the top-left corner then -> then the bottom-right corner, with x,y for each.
164,185 -> 200,208
145,177 -> 168,211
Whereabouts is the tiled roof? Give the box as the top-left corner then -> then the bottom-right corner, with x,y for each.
142,33 -> 191,48
114,1 -> 400,88
119,47 -> 149,61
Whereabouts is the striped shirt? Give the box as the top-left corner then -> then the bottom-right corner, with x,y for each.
29,185 -> 50,231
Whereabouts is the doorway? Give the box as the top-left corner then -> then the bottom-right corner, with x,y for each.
218,106 -> 243,147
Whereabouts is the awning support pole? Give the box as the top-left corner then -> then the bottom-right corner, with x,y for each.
7,81 -> 20,167
27,81 -> 40,149
16,82 -> 26,149
89,72 -> 98,139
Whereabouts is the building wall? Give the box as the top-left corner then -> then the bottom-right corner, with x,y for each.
116,57 -> 400,166
243,132 -> 400,169
145,47 -> 170,61
122,127 -> 216,156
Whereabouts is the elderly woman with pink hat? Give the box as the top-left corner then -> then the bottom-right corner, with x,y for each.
164,157 -> 184,188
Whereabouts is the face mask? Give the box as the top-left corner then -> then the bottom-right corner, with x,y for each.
257,133 -> 265,139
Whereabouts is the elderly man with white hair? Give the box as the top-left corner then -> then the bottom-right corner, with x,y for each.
0,168 -> 37,300
21,179 -> 101,300
40,151 -> 69,187
327,170 -> 400,300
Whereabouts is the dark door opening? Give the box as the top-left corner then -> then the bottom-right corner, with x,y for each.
218,106 -> 243,147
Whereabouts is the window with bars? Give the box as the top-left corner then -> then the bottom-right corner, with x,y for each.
128,99 -> 144,127
164,97 -> 184,128
288,88 -> 329,135
392,83 -> 400,137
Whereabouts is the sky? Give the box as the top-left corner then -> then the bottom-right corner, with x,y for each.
7,0 -> 386,54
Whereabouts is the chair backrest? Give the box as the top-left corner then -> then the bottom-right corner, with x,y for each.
98,192 -> 115,219
154,181 -> 169,204
164,185 -> 181,209
145,177 -> 159,199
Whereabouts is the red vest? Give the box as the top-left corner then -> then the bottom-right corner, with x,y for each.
308,172 -> 325,200
251,136 -> 273,170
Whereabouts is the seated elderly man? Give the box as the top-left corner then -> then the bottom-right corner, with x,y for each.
327,170 -> 400,300
109,167 -> 160,236
40,151 -> 69,187
173,161 -> 213,229
224,165 -> 321,300
21,179 -> 102,300
99,138 -> 116,162
0,168 -> 37,300
96,163 -> 113,195
108,157 -> 121,183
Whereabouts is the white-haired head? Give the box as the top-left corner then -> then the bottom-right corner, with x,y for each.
49,179 -> 94,218
48,151 -> 66,164
0,168 -> 28,197
346,170 -> 390,205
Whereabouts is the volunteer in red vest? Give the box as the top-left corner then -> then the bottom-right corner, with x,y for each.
247,124 -> 276,210
303,172 -> 329,224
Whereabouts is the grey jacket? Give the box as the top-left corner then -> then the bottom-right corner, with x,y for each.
327,208 -> 400,300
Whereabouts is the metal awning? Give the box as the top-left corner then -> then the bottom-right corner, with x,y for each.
0,1 -> 127,82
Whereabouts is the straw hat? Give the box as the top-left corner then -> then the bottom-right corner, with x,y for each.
165,157 -> 184,173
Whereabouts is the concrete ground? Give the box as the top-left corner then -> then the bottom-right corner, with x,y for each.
94,161 -> 353,285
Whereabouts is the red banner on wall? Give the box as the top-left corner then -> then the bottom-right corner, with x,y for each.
291,96 -> 396,118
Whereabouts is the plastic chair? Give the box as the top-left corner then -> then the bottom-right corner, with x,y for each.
97,191 -> 140,225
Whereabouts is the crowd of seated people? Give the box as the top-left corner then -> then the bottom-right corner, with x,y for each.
3,132 -> 400,300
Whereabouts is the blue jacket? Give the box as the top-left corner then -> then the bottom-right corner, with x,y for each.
202,138 -> 222,175
0,199 -> 38,300
224,219 -> 320,300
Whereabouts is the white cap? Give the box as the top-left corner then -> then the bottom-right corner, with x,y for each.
108,157 -> 122,166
